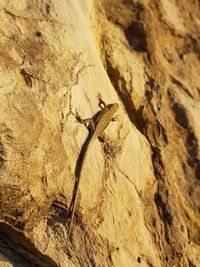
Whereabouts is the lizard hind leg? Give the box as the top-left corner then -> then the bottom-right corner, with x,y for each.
79,118 -> 95,132
75,110 -> 95,131
97,132 -> 105,143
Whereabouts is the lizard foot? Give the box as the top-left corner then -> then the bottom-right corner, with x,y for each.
97,93 -> 107,110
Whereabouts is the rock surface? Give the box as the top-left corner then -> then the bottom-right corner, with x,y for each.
0,0 -> 200,266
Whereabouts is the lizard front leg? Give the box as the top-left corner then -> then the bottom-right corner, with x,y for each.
98,100 -> 107,110
97,93 -> 107,110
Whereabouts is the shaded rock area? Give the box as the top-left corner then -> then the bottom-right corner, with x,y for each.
0,0 -> 199,266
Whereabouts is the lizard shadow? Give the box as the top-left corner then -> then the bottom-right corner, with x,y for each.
74,98 -> 109,179
67,109 -> 103,221
66,100 -> 119,242
74,110 -> 102,178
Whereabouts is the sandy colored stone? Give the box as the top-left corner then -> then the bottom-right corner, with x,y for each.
0,0 -> 199,266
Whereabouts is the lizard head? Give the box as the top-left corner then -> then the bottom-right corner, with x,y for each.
107,103 -> 119,112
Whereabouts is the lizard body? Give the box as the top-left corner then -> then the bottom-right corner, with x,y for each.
67,101 -> 119,242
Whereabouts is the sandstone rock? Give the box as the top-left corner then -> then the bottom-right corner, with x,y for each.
0,0 -> 199,266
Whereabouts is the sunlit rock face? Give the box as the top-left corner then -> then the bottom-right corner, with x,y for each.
0,1 -> 199,266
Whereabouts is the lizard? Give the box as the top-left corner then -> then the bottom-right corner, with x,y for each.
67,98 -> 119,243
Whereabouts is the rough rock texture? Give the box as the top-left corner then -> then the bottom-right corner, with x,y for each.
0,0 -> 200,266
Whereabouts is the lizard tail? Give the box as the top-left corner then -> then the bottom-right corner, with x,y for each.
67,135 -> 93,243
66,199 -> 75,244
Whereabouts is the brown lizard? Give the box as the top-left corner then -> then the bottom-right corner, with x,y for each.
67,99 -> 119,243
